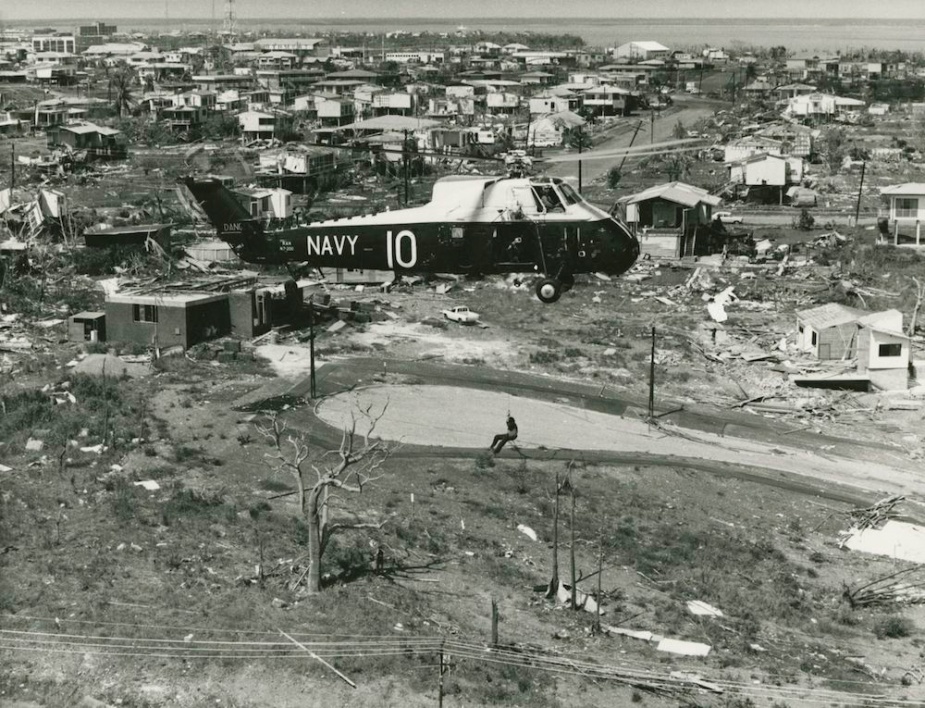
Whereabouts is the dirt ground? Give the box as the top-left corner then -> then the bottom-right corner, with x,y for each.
5,256 -> 925,706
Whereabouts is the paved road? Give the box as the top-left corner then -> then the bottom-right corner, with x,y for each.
253,357 -> 925,511
546,99 -> 719,185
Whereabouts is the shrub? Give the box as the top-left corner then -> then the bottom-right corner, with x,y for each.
874,615 -> 914,639
798,209 -> 815,231
475,451 -> 496,471
109,478 -> 137,522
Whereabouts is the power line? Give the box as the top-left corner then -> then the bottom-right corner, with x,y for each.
1,621 -> 913,706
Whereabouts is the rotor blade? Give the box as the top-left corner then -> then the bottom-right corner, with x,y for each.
540,137 -> 706,163
544,145 -> 705,164
319,138 -> 506,163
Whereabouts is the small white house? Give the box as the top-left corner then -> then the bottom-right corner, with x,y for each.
796,304 -> 910,389
728,153 -> 803,187
238,110 -> 276,140
233,187 -> 292,220
880,183 -> 925,244
527,110 -> 584,148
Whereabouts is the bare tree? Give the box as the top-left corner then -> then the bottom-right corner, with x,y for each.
545,461 -> 573,599
257,405 -> 392,594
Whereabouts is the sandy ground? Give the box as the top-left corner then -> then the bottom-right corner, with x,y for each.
316,383 -> 925,502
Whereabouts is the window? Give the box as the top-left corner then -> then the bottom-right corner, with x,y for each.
532,185 -> 564,212
558,182 -> 583,206
132,304 -> 158,323
878,343 -> 902,357
811,331 -> 817,346
895,197 -> 919,219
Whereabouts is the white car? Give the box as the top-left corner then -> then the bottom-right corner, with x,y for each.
714,210 -> 744,224
442,305 -> 480,325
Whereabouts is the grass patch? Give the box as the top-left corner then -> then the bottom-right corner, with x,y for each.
160,486 -> 237,526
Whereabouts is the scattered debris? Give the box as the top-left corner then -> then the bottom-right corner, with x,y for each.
686,600 -> 724,618
134,480 -> 161,491
844,567 -> 925,608
656,638 -> 712,657
516,524 -> 538,541
842,520 -> 925,564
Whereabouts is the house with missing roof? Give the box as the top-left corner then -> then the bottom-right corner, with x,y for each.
796,303 -> 911,389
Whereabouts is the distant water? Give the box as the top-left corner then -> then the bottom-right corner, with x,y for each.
14,17 -> 925,54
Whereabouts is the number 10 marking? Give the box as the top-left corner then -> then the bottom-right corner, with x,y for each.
386,230 -> 417,268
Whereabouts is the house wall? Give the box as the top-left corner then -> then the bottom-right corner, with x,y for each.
105,301 -> 188,349
744,158 -> 786,186
229,290 -> 270,338
637,231 -> 679,259
67,315 -> 106,343
815,323 -> 858,360
105,299 -> 230,349
185,299 -> 231,347
888,195 -> 925,222
863,328 -> 910,370
869,367 -> 908,391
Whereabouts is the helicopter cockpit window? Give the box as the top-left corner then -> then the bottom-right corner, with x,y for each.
533,185 -> 565,213
558,182 -> 583,206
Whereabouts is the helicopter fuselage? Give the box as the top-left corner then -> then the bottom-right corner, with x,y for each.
187,175 -> 640,302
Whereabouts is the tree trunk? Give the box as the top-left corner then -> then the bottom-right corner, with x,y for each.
546,470 -> 560,599
570,491 -> 577,610
306,486 -> 324,594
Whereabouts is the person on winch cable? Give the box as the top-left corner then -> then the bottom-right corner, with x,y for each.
490,414 -> 518,455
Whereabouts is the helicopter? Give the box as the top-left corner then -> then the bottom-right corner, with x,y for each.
183,138 -> 703,303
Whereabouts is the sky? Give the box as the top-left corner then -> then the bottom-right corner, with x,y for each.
3,0 -> 925,22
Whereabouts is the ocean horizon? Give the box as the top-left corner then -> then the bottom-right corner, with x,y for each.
8,16 -> 925,54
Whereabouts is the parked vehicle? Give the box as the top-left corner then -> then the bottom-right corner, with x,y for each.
442,305 -> 480,324
714,210 -> 744,224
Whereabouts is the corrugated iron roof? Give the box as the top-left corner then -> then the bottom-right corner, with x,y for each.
796,302 -> 868,329
881,183 -> 925,196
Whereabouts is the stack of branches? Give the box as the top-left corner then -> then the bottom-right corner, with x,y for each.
844,567 -> 925,608
839,494 -> 904,545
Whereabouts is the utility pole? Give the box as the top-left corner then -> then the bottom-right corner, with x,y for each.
854,161 -> 866,226
648,326 -> 656,421
545,468 -> 560,598
569,488 -> 577,611
402,129 -> 409,206
577,124 -> 583,192
594,521 -> 604,634
650,109 -> 655,144
308,296 -> 316,398
437,640 -> 446,708
9,142 -> 14,192
618,120 -> 644,174
490,597 -> 499,647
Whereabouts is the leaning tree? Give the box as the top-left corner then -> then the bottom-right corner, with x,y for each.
257,405 -> 392,594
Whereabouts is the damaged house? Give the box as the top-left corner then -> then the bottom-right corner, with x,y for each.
796,303 -> 910,390
614,182 -> 721,258
727,152 -> 804,204
46,122 -> 127,160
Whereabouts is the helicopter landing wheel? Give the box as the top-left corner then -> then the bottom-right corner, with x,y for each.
536,278 -> 562,304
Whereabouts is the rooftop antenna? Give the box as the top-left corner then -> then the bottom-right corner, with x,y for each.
223,0 -> 237,41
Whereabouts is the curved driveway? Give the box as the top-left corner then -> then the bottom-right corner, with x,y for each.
267,358 -> 925,510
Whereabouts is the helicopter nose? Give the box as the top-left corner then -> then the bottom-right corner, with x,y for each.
605,217 -> 639,276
